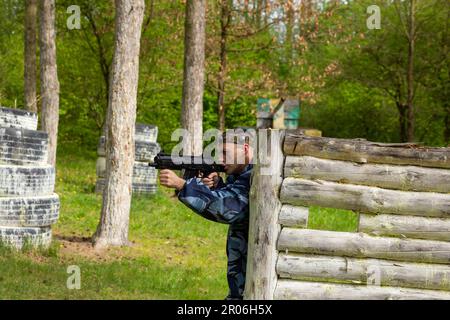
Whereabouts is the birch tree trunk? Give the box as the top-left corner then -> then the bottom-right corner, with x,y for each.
25,0 -> 37,113
39,0 -> 59,166
181,0 -> 206,156
93,0 -> 145,248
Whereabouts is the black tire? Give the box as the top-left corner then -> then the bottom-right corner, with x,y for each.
0,165 -> 55,196
95,179 -> 157,195
135,123 -> 158,143
97,136 -> 160,162
0,127 -> 48,166
132,162 -> 157,184
0,194 -> 60,227
102,123 -> 158,143
0,226 -> 52,249
0,106 -> 38,130
96,157 -> 157,183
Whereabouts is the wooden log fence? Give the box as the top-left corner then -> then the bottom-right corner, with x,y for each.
244,130 -> 450,300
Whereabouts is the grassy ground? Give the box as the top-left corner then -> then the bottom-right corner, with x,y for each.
0,146 -> 358,299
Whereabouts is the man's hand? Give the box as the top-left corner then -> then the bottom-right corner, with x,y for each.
202,172 -> 219,189
159,169 -> 186,191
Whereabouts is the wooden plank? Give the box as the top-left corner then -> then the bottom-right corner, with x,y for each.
277,253 -> 450,291
274,280 -> 450,300
359,214 -> 450,242
244,129 -> 284,300
286,128 -> 322,137
284,156 -> 450,193
283,134 -> 450,169
277,228 -> 450,264
280,178 -> 450,218
278,205 -> 309,228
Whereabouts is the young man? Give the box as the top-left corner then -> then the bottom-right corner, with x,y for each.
159,134 -> 253,300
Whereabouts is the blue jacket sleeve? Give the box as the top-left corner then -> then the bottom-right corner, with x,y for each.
177,173 -> 251,225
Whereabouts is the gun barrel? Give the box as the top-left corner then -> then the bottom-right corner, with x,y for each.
149,153 -> 225,173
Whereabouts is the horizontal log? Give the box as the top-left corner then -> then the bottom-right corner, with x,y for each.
285,128 -> 322,137
284,156 -> 450,193
274,280 -> 450,300
277,253 -> 450,291
283,134 -> 450,169
277,228 -> 450,264
359,214 -> 450,242
280,178 -> 450,218
278,205 -> 309,228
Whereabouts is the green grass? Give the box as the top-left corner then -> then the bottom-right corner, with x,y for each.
0,145 -> 357,299
309,206 -> 358,232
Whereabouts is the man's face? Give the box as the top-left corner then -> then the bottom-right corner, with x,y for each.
221,142 -> 249,175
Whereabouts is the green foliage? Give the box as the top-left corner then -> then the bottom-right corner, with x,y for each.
0,0 -> 448,151
301,0 -> 449,145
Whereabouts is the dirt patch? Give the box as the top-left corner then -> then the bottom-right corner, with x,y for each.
53,233 -> 131,263
51,233 -> 222,270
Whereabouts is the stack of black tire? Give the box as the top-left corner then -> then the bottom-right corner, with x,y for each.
0,106 -> 59,249
95,123 -> 160,195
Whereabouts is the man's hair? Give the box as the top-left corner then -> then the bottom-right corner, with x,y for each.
222,127 -> 256,145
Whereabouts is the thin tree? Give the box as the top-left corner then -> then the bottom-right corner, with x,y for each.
217,0 -> 231,132
213,0 -> 275,131
181,0 -> 206,155
394,0 -> 417,142
39,0 -> 60,166
25,0 -> 38,112
405,0 -> 416,142
93,0 -> 145,248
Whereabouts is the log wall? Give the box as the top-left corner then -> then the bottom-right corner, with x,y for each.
245,131 -> 450,300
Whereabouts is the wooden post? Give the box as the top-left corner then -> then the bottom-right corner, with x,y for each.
244,129 -> 284,300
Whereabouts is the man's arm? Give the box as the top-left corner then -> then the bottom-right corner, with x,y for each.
177,174 -> 250,225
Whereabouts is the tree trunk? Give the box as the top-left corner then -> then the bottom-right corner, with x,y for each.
93,0 -> 145,249
39,0 -> 60,166
263,0 -> 269,25
406,0 -> 416,142
85,10 -> 111,135
181,0 -> 206,156
255,0 -> 261,28
396,102 -> 407,142
286,0 -> 294,59
444,105 -> 450,145
24,0 -> 37,113
217,0 -> 230,132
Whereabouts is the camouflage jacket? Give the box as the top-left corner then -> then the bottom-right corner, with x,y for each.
178,165 -> 253,229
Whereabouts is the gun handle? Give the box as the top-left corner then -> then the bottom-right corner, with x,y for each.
182,169 -> 199,181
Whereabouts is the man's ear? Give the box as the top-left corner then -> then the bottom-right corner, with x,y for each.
243,143 -> 250,154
